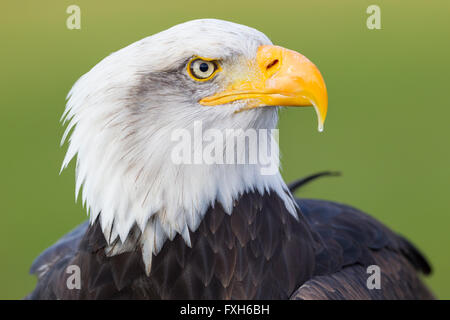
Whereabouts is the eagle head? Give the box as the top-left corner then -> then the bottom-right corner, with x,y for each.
61,19 -> 327,272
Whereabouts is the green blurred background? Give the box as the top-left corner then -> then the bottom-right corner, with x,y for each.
1,0 -> 449,299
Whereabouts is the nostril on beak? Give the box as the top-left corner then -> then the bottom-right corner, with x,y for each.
266,59 -> 279,70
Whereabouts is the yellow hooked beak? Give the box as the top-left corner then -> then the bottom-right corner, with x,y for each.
199,45 -> 328,131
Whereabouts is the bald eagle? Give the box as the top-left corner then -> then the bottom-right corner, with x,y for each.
28,19 -> 433,300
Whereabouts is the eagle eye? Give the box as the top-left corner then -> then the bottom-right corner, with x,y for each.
187,57 -> 220,81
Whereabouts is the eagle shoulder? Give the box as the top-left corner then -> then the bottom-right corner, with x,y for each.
291,198 -> 433,300
29,221 -> 88,280
291,249 -> 434,300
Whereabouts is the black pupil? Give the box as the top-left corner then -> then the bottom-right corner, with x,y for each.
199,62 -> 209,73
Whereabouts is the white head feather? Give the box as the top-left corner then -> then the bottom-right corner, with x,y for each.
61,19 -> 297,272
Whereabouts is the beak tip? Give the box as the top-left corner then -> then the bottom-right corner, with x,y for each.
313,104 -> 326,133
317,120 -> 325,132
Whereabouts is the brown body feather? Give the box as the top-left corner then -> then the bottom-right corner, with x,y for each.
28,190 -> 433,300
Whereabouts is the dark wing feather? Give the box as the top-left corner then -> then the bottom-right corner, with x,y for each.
290,198 -> 433,300
29,221 -> 88,280
291,249 -> 434,300
26,222 -> 89,299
